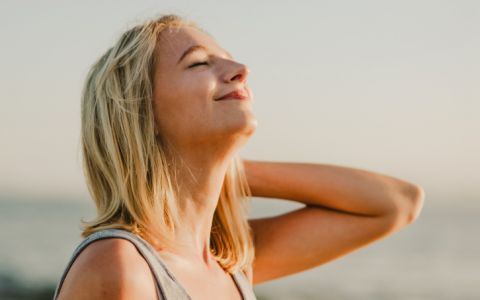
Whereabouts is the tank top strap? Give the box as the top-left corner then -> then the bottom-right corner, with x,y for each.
232,269 -> 258,300
53,228 -> 192,300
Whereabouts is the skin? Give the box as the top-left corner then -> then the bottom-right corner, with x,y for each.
57,25 -> 255,300
57,24 -> 425,300
150,25 -> 257,268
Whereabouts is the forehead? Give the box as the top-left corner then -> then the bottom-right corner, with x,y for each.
155,26 -> 225,65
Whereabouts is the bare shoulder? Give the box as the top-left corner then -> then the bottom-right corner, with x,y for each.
56,238 -> 160,300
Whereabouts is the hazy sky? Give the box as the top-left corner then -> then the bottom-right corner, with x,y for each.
1,0 -> 479,203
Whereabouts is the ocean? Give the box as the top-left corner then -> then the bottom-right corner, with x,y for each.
0,197 -> 478,300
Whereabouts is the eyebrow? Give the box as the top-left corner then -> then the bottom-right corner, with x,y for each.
177,44 -> 233,65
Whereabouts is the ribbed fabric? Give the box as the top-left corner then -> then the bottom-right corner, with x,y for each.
53,229 -> 257,300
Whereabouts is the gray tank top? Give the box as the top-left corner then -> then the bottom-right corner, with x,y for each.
53,228 -> 257,300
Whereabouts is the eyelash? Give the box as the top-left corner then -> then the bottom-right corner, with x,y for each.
188,61 -> 209,68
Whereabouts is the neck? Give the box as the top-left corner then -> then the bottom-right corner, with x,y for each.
159,140 -> 237,267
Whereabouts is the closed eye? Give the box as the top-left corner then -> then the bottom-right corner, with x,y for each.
188,61 -> 209,68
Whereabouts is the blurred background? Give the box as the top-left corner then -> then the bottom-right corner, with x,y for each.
1,0 -> 478,299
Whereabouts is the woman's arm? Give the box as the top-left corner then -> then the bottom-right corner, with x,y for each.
243,159 -> 424,220
242,159 -> 425,285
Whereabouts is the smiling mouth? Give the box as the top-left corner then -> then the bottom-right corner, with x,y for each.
215,89 -> 249,101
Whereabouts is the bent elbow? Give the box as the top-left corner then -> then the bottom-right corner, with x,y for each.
407,184 -> 425,223
395,183 -> 425,225
383,183 -> 425,228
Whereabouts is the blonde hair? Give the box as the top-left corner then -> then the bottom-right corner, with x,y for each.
80,14 -> 255,274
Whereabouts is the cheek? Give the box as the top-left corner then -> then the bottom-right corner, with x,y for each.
180,72 -> 217,102
175,74 -> 218,120
153,76 -> 217,134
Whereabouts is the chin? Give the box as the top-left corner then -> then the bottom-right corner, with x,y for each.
244,118 -> 258,136
219,117 -> 256,143
238,113 -> 257,133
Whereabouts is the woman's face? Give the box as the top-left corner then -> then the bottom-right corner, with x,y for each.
152,26 -> 257,151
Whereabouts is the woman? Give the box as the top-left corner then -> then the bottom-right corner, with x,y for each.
54,14 -> 424,300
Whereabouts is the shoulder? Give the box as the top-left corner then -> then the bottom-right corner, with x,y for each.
56,238 -> 160,300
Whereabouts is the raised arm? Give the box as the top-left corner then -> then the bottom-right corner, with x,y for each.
242,159 -> 424,285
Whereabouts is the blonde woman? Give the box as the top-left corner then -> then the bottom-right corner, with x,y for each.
53,14 -> 425,300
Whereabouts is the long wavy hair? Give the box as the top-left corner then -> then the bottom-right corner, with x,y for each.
79,14 -> 255,274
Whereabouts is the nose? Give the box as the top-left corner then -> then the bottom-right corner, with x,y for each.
224,62 -> 250,84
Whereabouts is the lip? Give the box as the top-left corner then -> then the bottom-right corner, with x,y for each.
215,89 -> 249,101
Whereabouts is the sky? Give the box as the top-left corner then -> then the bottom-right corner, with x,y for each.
1,0 -> 479,204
